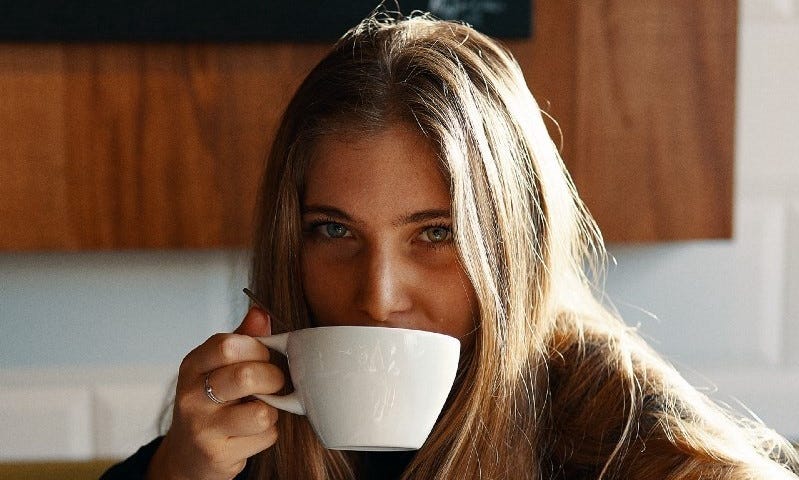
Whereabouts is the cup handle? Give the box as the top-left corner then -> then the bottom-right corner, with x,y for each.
253,333 -> 306,416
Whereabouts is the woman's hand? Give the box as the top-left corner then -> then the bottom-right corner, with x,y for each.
147,308 -> 285,480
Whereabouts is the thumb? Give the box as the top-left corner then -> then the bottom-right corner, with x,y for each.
235,307 -> 272,337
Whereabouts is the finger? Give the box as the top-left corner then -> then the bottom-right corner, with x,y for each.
226,427 -> 279,460
235,307 -> 272,337
205,361 -> 285,404
180,333 -> 271,377
211,401 -> 278,438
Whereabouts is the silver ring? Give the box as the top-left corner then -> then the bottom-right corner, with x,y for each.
204,372 -> 226,405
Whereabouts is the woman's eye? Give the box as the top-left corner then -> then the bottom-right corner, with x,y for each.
419,226 -> 452,243
318,222 -> 350,239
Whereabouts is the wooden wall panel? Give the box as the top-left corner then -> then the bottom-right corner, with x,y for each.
1,43 -> 329,249
0,2 -> 735,249
572,1 -> 736,241
506,1 -> 578,167
0,46 -> 71,248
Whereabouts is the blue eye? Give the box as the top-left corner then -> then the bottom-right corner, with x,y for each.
420,226 -> 452,243
320,222 -> 350,239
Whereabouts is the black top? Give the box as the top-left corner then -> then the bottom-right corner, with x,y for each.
100,436 -> 414,479
356,450 -> 416,479
99,437 -> 250,480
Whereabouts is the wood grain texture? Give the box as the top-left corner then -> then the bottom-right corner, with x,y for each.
0,2 -> 735,249
0,45 -> 71,248
506,1 -> 578,167
1,42 -> 329,249
572,1 -> 736,241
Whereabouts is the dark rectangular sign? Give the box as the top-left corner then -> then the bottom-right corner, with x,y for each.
0,1 -> 532,42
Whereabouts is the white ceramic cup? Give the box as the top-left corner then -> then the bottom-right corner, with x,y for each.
254,326 -> 460,451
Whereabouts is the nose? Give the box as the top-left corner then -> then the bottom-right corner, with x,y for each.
355,244 -> 412,323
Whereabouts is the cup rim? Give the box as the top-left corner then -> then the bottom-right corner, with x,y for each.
293,325 -> 460,342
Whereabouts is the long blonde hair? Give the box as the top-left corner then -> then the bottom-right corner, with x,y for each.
249,12 -> 798,479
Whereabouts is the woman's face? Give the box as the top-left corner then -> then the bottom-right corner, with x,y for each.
300,122 -> 477,347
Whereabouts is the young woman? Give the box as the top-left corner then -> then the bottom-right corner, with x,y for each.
104,12 -> 799,480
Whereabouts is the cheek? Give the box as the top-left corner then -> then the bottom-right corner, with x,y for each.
301,252 -> 336,324
439,277 -> 478,340
301,248 -> 356,326
420,261 -> 478,342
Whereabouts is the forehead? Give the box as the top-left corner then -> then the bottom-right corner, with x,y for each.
303,123 -> 451,208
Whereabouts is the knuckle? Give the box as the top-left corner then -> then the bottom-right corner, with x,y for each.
196,439 -> 220,464
209,332 -> 228,343
199,440 -> 236,471
264,425 -> 279,447
187,419 -> 208,442
254,406 -> 270,430
233,364 -> 254,390
217,335 -> 239,363
254,404 -> 277,430
174,389 -> 195,414
265,364 -> 286,392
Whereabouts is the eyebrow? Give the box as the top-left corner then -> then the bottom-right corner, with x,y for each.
393,209 -> 451,227
302,205 -> 361,225
302,205 -> 451,227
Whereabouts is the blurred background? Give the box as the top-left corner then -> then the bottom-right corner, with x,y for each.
1,0 -> 797,468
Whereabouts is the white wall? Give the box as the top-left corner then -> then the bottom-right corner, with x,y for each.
604,0 -> 799,438
1,0 -> 798,461
0,251 -> 252,460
